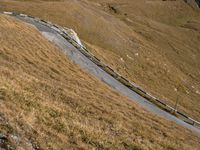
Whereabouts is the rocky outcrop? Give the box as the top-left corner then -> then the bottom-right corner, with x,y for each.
196,0 -> 200,7
184,0 -> 200,8
0,133 -> 14,150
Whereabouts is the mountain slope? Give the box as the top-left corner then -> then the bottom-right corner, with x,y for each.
1,0 -> 199,121
0,14 -> 200,149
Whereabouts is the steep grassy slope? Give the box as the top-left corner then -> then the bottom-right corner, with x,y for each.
1,14 -> 200,149
1,0 -> 199,121
87,0 -> 200,120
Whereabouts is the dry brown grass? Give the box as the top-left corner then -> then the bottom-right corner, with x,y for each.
0,0 -> 199,121
0,14 -> 200,149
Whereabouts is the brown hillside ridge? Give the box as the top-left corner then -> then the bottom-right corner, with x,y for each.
0,14 -> 200,149
0,0 -> 199,121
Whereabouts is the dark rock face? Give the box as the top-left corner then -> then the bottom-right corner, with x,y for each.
0,134 -> 14,150
196,0 -> 200,7
184,0 -> 200,8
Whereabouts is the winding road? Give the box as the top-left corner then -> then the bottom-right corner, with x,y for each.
2,12 -> 200,135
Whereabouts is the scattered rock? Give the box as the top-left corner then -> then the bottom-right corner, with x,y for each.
120,57 -> 125,62
196,90 -> 200,95
0,134 -> 7,140
10,135 -> 20,145
126,54 -> 134,60
27,139 -> 40,150
108,4 -> 119,14
0,133 -> 14,150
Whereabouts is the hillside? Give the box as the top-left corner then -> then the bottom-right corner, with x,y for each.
1,14 -> 200,149
0,0 -> 199,121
